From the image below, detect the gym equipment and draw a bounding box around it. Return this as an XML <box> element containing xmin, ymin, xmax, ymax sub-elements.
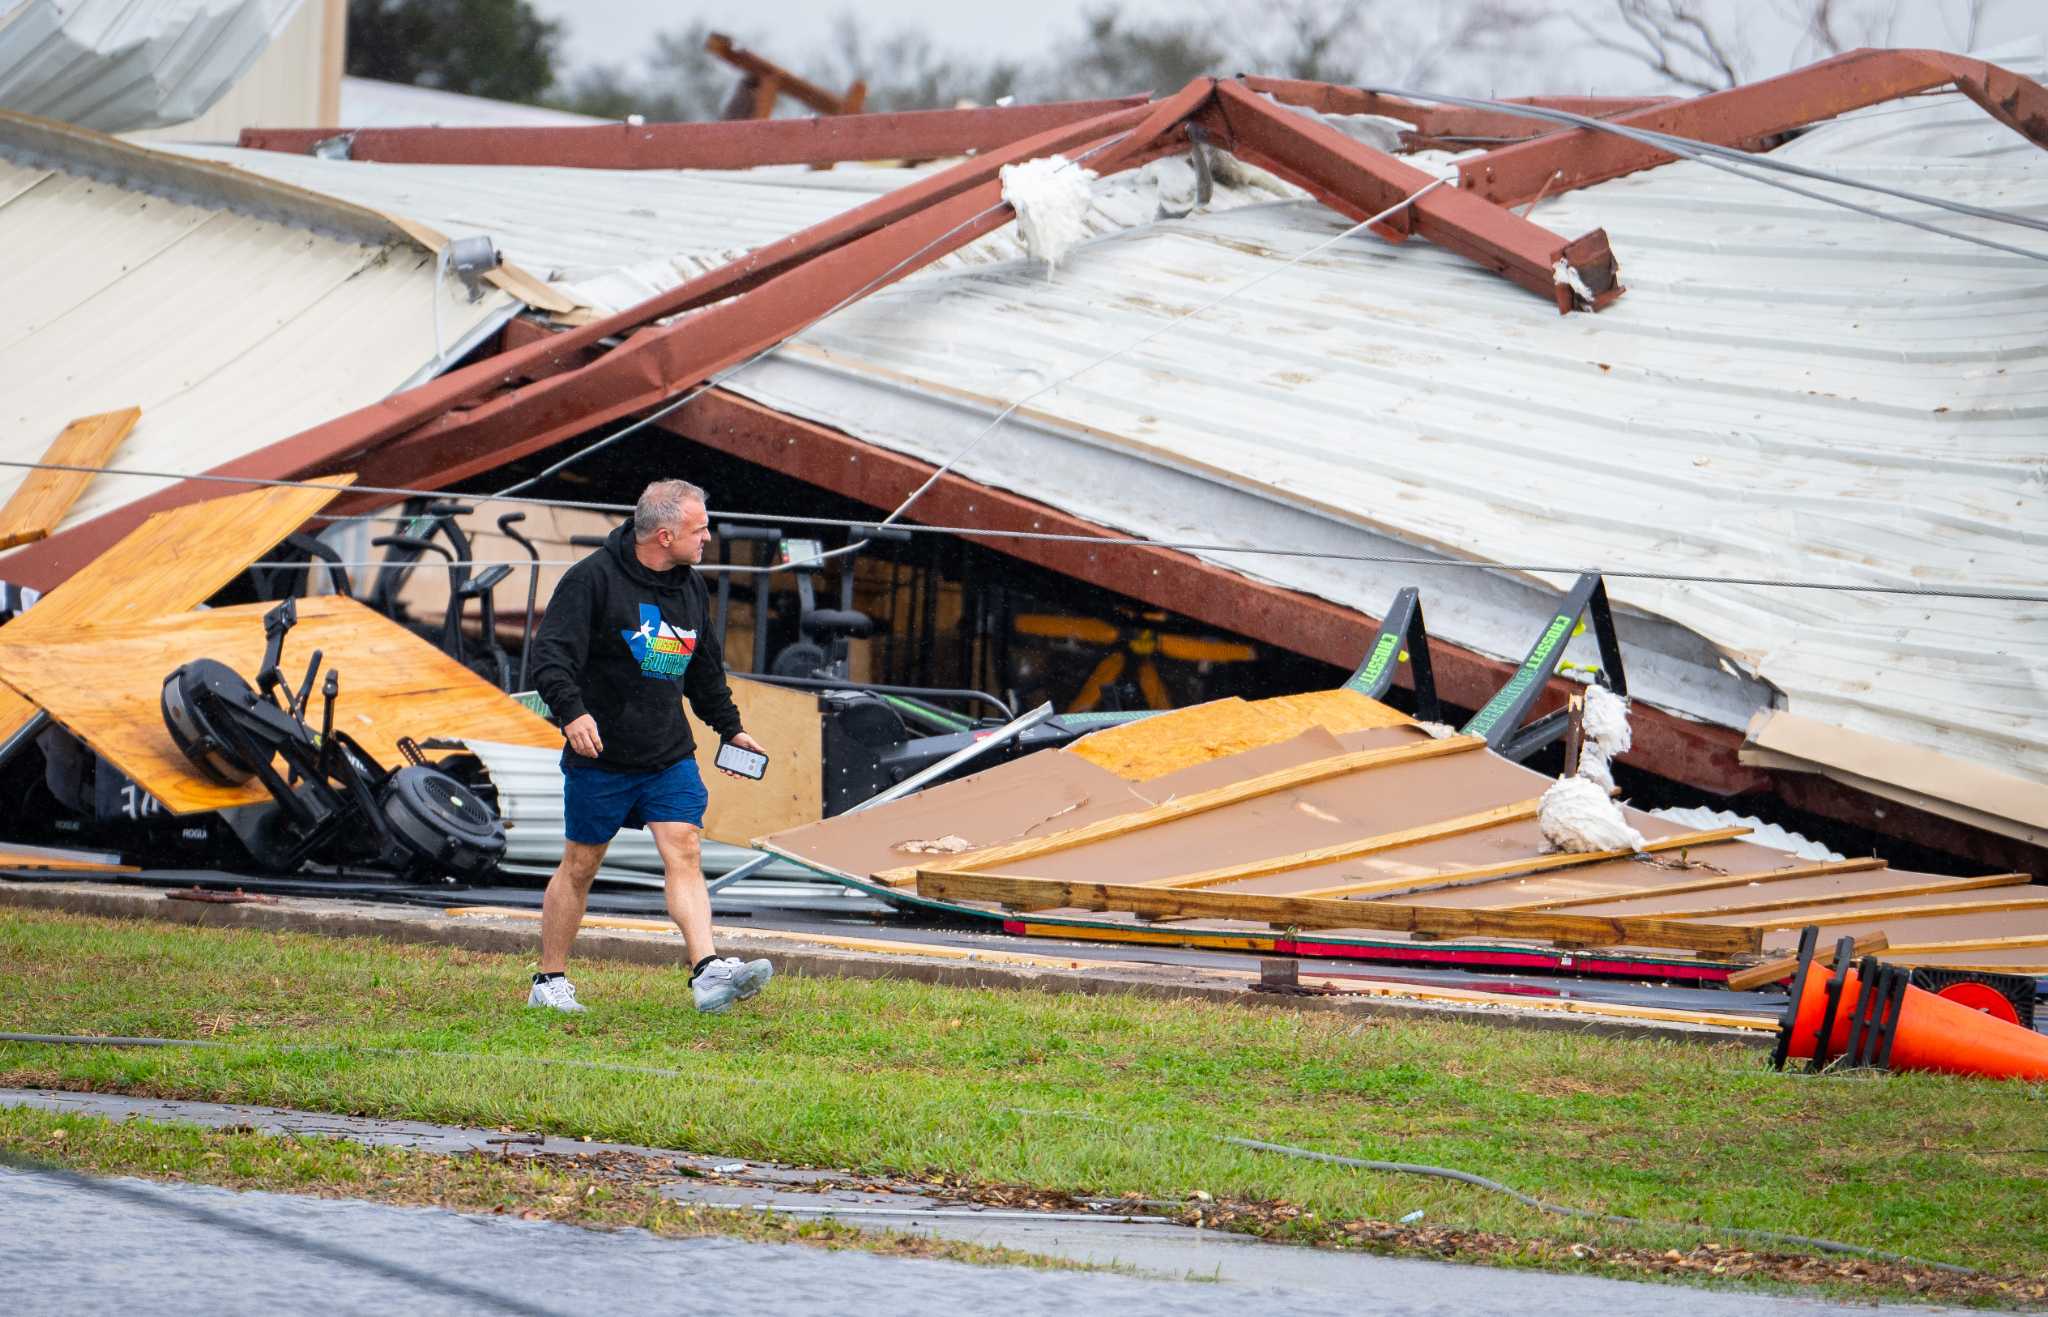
<box><xmin>159</xmin><ymin>598</ymin><xmax>505</xmax><ymax>878</ymax></box>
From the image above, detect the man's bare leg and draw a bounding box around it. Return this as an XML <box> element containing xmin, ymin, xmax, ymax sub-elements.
<box><xmin>649</xmin><ymin>821</ymin><xmax>715</xmax><ymax>966</ymax></box>
<box><xmin>539</xmin><ymin>840</ymin><xmax>610</xmax><ymax>974</ymax></box>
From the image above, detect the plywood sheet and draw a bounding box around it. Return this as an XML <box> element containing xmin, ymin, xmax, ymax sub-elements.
<box><xmin>0</xmin><ymin>408</ymin><xmax>139</xmax><ymax>550</ymax></box>
<box><xmin>1067</xmin><ymin>688</ymin><xmax>1411</xmax><ymax>781</ymax></box>
<box><xmin>0</xmin><ymin>475</ymin><xmax>355</xmax><ymax>746</ymax></box>
<box><xmin>1549</xmin><ymin>870</ymin><xmax>2026</xmax><ymax>918</ymax></box>
<box><xmin>693</xmin><ymin>677</ymin><xmax>823</xmax><ymax>845</ymax></box>
<box><xmin>1760</xmin><ymin>907</ymin><xmax>2048</xmax><ymax>953</ymax></box>
<box><xmin>0</xmin><ymin>594</ymin><xmax>559</xmax><ymax>813</ymax></box>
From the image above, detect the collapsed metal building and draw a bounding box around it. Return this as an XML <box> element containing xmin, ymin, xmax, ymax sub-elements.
<box><xmin>1</xmin><ymin>41</ymin><xmax>2045</xmax><ymax>880</ymax></box>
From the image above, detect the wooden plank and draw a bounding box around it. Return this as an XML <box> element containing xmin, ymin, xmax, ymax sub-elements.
<box><xmin>0</xmin><ymin>476</ymin><xmax>355</xmax><ymax>748</ymax></box>
<box><xmin>1574</xmin><ymin>872</ymin><xmax>2030</xmax><ymax>920</ymax></box>
<box><xmin>872</xmin><ymin>734</ymin><xmax>1485</xmax><ymax>885</ymax></box>
<box><xmin>0</xmin><ymin>594</ymin><xmax>559</xmax><ymax>813</ymax></box>
<box><xmin>0</xmin><ymin>408</ymin><xmax>140</xmax><ymax>549</ymax></box>
<box><xmin>1724</xmin><ymin>932</ymin><xmax>1889</xmax><ymax>991</ymax></box>
<box><xmin>1505</xmin><ymin>856</ymin><xmax>1886</xmax><ymax>911</ymax></box>
<box><xmin>1881</xmin><ymin>934</ymin><xmax>2048</xmax><ymax>955</ymax></box>
<box><xmin>1722</xmin><ymin>895</ymin><xmax>2048</xmax><ymax>930</ymax></box>
<box><xmin>1293</xmin><ymin>826</ymin><xmax>1750</xmax><ymax>899</ymax></box>
<box><xmin>914</xmin><ymin>868</ymin><xmax>1763</xmax><ymax>954</ymax></box>
<box><xmin>0</xmin><ymin>846</ymin><xmax>137</xmax><ymax>873</ymax></box>
<box><xmin>1141</xmin><ymin>798</ymin><xmax>1541</xmax><ymax>890</ymax></box>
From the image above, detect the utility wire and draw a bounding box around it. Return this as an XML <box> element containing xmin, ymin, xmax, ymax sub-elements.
<box><xmin>5</xmin><ymin>459</ymin><xmax>2042</xmax><ymax>603</ymax></box>
<box><xmin>1354</xmin><ymin>83</ymin><xmax>2048</xmax><ymax>264</ymax></box>
<box><xmin>1004</xmin><ymin>1106</ymin><xmax>1976</xmax><ymax>1275</ymax></box>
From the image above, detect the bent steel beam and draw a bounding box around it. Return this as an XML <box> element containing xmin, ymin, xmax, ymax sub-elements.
<box><xmin>238</xmin><ymin>95</ymin><xmax>1147</xmax><ymax>169</ymax></box>
<box><xmin>1202</xmin><ymin>80</ymin><xmax>1620</xmax><ymax>310</ymax></box>
<box><xmin>1242</xmin><ymin>79</ymin><xmax>1677</xmax><ymax>150</ymax></box>
<box><xmin>1460</xmin><ymin>47</ymin><xmax>2048</xmax><ymax>208</ymax></box>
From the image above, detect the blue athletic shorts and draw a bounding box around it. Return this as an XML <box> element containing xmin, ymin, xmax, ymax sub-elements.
<box><xmin>561</xmin><ymin>753</ymin><xmax>708</xmax><ymax>844</ymax></box>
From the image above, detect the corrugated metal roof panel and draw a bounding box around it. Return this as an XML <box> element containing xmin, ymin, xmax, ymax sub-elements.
<box><xmin>156</xmin><ymin>143</ymin><xmax>1300</xmax><ymax>313</ymax></box>
<box><xmin>718</xmin><ymin>58</ymin><xmax>2048</xmax><ymax>802</ymax></box>
<box><xmin>0</xmin><ymin>109</ymin><xmax>515</xmax><ymax>546</ymax></box>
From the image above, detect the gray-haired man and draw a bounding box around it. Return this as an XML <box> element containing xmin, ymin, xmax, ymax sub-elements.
<box><xmin>525</xmin><ymin>479</ymin><xmax>772</xmax><ymax>1014</ymax></box>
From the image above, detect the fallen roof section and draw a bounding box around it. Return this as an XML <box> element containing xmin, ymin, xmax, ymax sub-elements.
<box><xmin>0</xmin><ymin>594</ymin><xmax>560</xmax><ymax>813</ymax></box>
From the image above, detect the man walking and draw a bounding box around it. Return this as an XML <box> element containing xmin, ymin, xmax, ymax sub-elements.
<box><xmin>526</xmin><ymin>478</ymin><xmax>773</xmax><ymax>1014</ymax></box>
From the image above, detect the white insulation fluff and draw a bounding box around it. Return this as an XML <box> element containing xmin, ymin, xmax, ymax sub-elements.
<box><xmin>1000</xmin><ymin>154</ymin><xmax>1098</xmax><ymax>271</ymax></box>
<box><xmin>1581</xmin><ymin>683</ymin><xmax>1632</xmax><ymax>757</ymax></box>
<box><xmin>1538</xmin><ymin>775</ymin><xmax>1646</xmax><ymax>854</ymax></box>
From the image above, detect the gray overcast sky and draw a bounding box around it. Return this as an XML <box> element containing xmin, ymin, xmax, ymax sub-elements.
<box><xmin>526</xmin><ymin>0</ymin><xmax>2037</xmax><ymax>94</ymax></box>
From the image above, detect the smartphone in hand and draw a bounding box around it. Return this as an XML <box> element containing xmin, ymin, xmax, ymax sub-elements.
<box><xmin>714</xmin><ymin>741</ymin><xmax>769</xmax><ymax>780</ymax></box>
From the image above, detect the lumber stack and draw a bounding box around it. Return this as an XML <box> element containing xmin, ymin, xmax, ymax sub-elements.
<box><xmin>760</xmin><ymin>693</ymin><xmax>2048</xmax><ymax>973</ymax></box>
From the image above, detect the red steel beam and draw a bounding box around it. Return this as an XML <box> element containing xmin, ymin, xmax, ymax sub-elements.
<box><xmin>657</xmin><ymin>387</ymin><xmax>1763</xmax><ymax>797</ymax></box>
<box><xmin>1201</xmin><ymin>80</ymin><xmax>1620</xmax><ymax>310</ymax></box>
<box><xmin>1243</xmin><ymin>79</ymin><xmax>1677</xmax><ymax>148</ymax></box>
<box><xmin>237</xmin><ymin>95</ymin><xmax>1147</xmax><ymax>170</ymax></box>
<box><xmin>1460</xmin><ymin>47</ymin><xmax>2048</xmax><ymax>208</ymax></box>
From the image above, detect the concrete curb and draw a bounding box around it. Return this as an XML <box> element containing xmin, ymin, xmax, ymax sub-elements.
<box><xmin>0</xmin><ymin>879</ymin><xmax>1770</xmax><ymax>1048</ymax></box>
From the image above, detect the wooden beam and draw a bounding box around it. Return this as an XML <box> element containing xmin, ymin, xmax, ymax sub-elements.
<box><xmin>1139</xmin><ymin>797</ymin><xmax>1540</xmax><ymax>890</ymax></box>
<box><xmin>1724</xmin><ymin>895</ymin><xmax>2048</xmax><ymax>931</ymax></box>
<box><xmin>1584</xmin><ymin>872</ymin><xmax>2031</xmax><ymax>920</ymax></box>
<box><xmin>1883</xmin><ymin>934</ymin><xmax>2048</xmax><ymax>955</ymax></box>
<box><xmin>1724</xmin><ymin>932</ymin><xmax>1888</xmax><ymax>991</ymax></box>
<box><xmin>914</xmin><ymin>869</ymin><xmax>1763</xmax><ymax>954</ymax></box>
<box><xmin>1294</xmin><ymin>826</ymin><xmax>1750</xmax><ymax>899</ymax></box>
<box><xmin>873</xmin><ymin>734</ymin><xmax>1484</xmax><ymax>885</ymax></box>
<box><xmin>0</xmin><ymin>408</ymin><xmax>139</xmax><ymax>549</ymax></box>
<box><xmin>1506</xmin><ymin>856</ymin><xmax>1885</xmax><ymax>910</ymax></box>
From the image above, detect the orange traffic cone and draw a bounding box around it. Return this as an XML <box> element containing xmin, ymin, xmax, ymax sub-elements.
<box><xmin>1781</xmin><ymin>958</ymin><xmax>2048</xmax><ymax>1080</ymax></box>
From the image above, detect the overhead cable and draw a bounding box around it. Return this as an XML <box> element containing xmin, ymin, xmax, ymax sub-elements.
<box><xmin>4</xmin><ymin>458</ymin><xmax>2042</xmax><ymax>603</ymax></box>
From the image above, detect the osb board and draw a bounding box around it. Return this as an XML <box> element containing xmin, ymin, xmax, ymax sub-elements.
<box><xmin>0</xmin><ymin>407</ymin><xmax>139</xmax><ymax>550</ymax></box>
<box><xmin>693</xmin><ymin>677</ymin><xmax>822</xmax><ymax>845</ymax></box>
<box><xmin>755</xmin><ymin>749</ymin><xmax>1149</xmax><ymax>876</ymax></box>
<box><xmin>0</xmin><ymin>594</ymin><xmax>559</xmax><ymax>814</ymax></box>
<box><xmin>1066</xmin><ymin>688</ymin><xmax>1411</xmax><ymax>781</ymax></box>
<box><xmin>0</xmin><ymin>475</ymin><xmax>354</xmax><ymax>747</ymax></box>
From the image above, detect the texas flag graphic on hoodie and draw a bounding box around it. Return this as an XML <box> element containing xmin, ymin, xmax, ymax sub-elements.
<box><xmin>621</xmin><ymin>603</ymin><xmax>697</xmax><ymax>681</ymax></box>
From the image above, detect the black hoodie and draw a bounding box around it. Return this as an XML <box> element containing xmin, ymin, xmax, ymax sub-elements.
<box><xmin>528</xmin><ymin>523</ymin><xmax>744</xmax><ymax>772</ymax></box>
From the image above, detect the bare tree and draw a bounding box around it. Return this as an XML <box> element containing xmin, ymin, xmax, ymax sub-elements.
<box><xmin>1569</xmin><ymin>0</ymin><xmax>1746</xmax><ymax>91</ymax></box>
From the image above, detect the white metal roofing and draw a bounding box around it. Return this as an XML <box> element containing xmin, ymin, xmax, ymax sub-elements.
<box><xmin>0</xmin><ymin>109</ymin><xmax>516</xmax><ymax>547</ymax></box>
<box><xmin>155</xmin><ymin>142</ymin><xmax>1299</xmax><ymax>314</ymax></box>
<box><xmin>714</xmin><ymin>49</ymin><xmax>2048</xmax><ymax>804</ymax></box>
<box><xmin>0</xmin><ymin>0</ymin><xmax>302</xmax><ymax>132</ymax></box>
<box><xmin>337</xmin><ymin>77</ymin><xmax>607</xmax><ymax>130</ymax></box>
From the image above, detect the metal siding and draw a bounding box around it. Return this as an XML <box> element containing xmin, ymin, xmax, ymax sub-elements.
<box><xmin>0</xmin><ymin>127</ymin><xmax>515</xmax><ymax>546</ymax></box>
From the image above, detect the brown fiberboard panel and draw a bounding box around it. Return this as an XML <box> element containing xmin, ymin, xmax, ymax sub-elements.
<box><xmin>756</xmin><ymin>749</ymin><xmax>1150</xmax><ymax>884</ymax></box>
<box><xmin>0</xmin><ymin>407</ymin><xmax>140</xmax><ymax>550</ymax></box>
<box><xmin>936</xmin><ymin>737</ymin><xmax>1493</xmax><ymax>887</ymax></box>
<box><xmin>0</xmin><ymin>475</ymin><xmax>355</xmax><ymax>747</ymax></box>
<box><xmin>0</xmin><ymin>594</ymin><xmax>559</xmax><ymax>813</ymax></box>
<box><xmin>1066</xmin><ymin>688</ymin><xmax>1410</xmax><ymax>781</ymax></box>
<box><xmin>693</xmin><ymin>677</ymin><xmax>823</xmax><ymax>845</ymax></box>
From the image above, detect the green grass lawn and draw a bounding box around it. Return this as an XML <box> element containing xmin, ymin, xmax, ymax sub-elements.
<box><xmin>3</xmin><ymin>909</ymin><xmax>2045</xmax><ymax>1303</ymax></box>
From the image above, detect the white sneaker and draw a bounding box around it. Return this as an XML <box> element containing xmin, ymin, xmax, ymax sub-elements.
<box><xmin>527</xmin><ymin>976</ymin><xmax>587</xmax><ymax>1013</ymax></box>
<box><xmin>692</xmin><ymin>957</ymin><xmax>773</xmax><ymax>1014</ymax></box>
